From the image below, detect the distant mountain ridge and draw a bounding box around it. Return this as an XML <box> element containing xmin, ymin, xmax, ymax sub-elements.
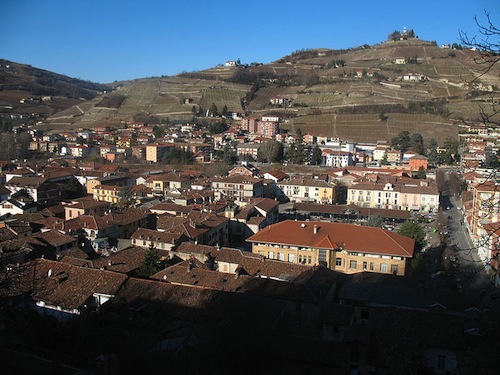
<box><xmin>0</xmin><ymin>59</ymin><xmax>111</xmax><ymax>120</ymax></box>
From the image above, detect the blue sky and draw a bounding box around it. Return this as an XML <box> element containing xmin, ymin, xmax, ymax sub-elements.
<box><xmin>1</xmin><ymin>0</ymin><xmax>498</xmax><ymax>83</ymax></box>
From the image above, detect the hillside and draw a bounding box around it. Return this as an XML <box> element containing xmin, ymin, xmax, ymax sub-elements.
<box><xmin>37</xmin><ymin>37</ymin><xmax>500</xmax><ymax>144</ymax></box>
<box><xmin>0</xmin><ymin>59</ymin><xmax>111</xmax><ymax>122</ymax></box>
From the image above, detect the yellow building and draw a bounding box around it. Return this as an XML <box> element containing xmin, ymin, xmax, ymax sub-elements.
<box><xmin>146</xmin><ymin>144</ymin><xmax>175</xmax><ymax>163</ymax></box>
<box><xmin>247</xmin><ymin>220</ymin><xmax>415</xmax><ymax>276</ymax></box>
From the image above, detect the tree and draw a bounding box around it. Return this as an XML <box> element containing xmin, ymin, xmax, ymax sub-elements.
<box><xmin>207</xmin><ymin>121</ymin><xmax>228</xmax><ymax>135</ymax></box>
<box><xmin>222</xmin><ymin>104</ymin><xmax>228</xmax><ymax>117</ymax></box>
<box><xmin>410</xmin><ymin>133</ymin><xmax>424</xmax><ymax>155</ymax></box>
<box><xmin>222</xmin><ymin>144</ymin><xmax>237</xmax><ymax>164</ymax></box>
<box><xmin>388</xmin><ymin>30</ymin><xmax>401</xmax><ymax>41</ymax></box>
<box><xmin>63</xmin><ymin>177</ymin><xmax>86</xmax><ymax>199</ymax></box>
<box><xmin>11</xmin><ymin>188</ymin><xmax>31</xmax><ymax>201</ymax></box>
<box><xmin>380</xmin><ymin>152</ymin><xmax>390</xmax><ymax>165</ymax></box>
<box><xmin>416</xmin><ymin>166</ymin><xmax>427</xmax><ymax>179</ymax></box>
<box><xmin>391</xmin><ymin>131</ymin><xmax>411</xmax><ymax>152</ymax></box>
<box><xmin>257</xmin><ymin>140</ymin><xmax>284</xmax><ymax>163</ymax></box>
<box><xmin>311</xmin><ymin>145</ymin><xmax>323</xmax><ymax>165</ymax></box>
<box><xmin>286</xmin><ymin>142</ymin><xmax>304</xmax><ymax>165</ymax></box>
<box><xmin>459</xmin><ymin>11</ymin><xmax>500</xmax><ymax>128</ymax></box>
<box><xmin>209</xmin><ymin>103</ymin><xmax>218</xmax><ymax>117</ymax></box>
<box><xmin>484</xmin><ymin>152</ymin><xmax>500</xmax><ymax>168</ymax></box>
<box><xmin>118</xmin><ymin>185</ymin><xmax>135</xmax><ymax>209</ymax></box>
<box><xmin>153</xmin><ymin>125</ymin><xmax>164</xmax><ymax>139</ymax></box>
<box><xmin>366</xmin><ymin>215</ymin><xmax>384</xmax><ymax>228</ymax></box>
<box><xmin>162</xmin><ymin>147</ymin><xmax>193</xmax><ymax>165</ymax></box>
<box><xmin>427</xmin><ymin>138</ymin><xmax>439</xmax><ymax>166</ymax></box>
<box><xmin>398</xmin><ymin>220</ymin><xmax>427</xmax><ymax>251</ymax></box>
<box><xmin>441</xmin><ymin>137</ymin><xmax>459</xmax><ymax>165</ymax></box>
<box><xmin>139</xmin><ymin>243</ymin><xmax>161</xmax><ymax>277</ymax></box>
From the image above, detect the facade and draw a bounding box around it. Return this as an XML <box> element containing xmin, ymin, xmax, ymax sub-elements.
<box><xmin>323</xmin><ymin>149</ymin><xmax>355</xmax><ymax>168</ymax></box>
<box><xmin>347</xmin><ymin>179</ymin><xmax>439</xmax><ymax>212</ymax></box>
<box><xmin>277</xmin><ymin>178</ymin><xmax>335</xmax><ymax>204</ymax></box>
<box><xmin>63</xmin><ymin>198</ymin><xmax>110</xmax><ymax>220</ymax></box>
<box><xmin>409</xmin><ymin>155</ymin><xmax>429</xmax><ymax>170</ymax></box>
<box><xmin>470</xmin><ymin>181</ymin><xmax>500</xmax><ymax>238</ymax></box>
<box><xmin>211</xmin><ymin>175</ymin><xmax>264</xmax><ymax>200</ymax></box>
<box><xmin>146</xmin><ymin>144</ymin><xmax>175</xmax><ymax>163</ymax></box>
<box><xmin>236</xmin><ymin>143</ymin><xmax>260</xmax><ymax>160</ymax></box>
<box><xmin>240</xmin><ymin>118</ymin><xmax>259</xmax><ymax>133</ymax></box>
<box><xmin>5</xmin><ymin>177</ymin><xmax>60</xmax><ymax>204</ymax></box>
<box><xmin>145</xmin><ymin>173</ymin><xmax>192</xmax><ymax>195</ymax></box>
<box><xmin>247</xmin><ymin>220</ymin><xmax>415</xmax><ymax>276</ymax></box>
<box><xmin>130</xmin><ymin>228</ymin><xmax>186</xmax><ymax>251</ymax></box>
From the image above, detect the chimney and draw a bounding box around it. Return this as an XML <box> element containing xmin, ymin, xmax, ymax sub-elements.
<box><xmin>313</xmin><ymin>224</ymin><xmax>318</xmax><ymax>234</ymax></box>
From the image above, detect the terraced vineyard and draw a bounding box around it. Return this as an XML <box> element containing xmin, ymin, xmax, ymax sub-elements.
<box><xmin>287</xmin><ymin>112</ymin><xmax>457</xmax><ymax>144</ymax></box>
<box><xmin>36</xmin><ymin>36</ymin><xmax>499</xmax><ymax>140</ymax></box>
<box><xmin>200</xmin><ymin>84</ymin><xmax>249</xmax><ymax>113</ymax></box>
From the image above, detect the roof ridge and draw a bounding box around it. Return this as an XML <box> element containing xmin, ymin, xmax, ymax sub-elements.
<box><xmin>380</xmin><ymin>228</ymin><xmax>414</xmax><ymax>257</ymax></box>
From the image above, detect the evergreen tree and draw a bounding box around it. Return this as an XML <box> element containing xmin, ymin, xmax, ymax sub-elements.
<box><xmin>209</xmin><ymin>103</ymin><xmax>218</xmax><ymax>117</ymax></box>
<box><xmin>366</xmin><ymin>215</ymin><xmax>384</xmax><ymax>228</ymax></box>
<box><xmin>380</xmin><ymin>152</ymin><xmax>390</xmax><ymax>165</ymax></box>
<box><xmin>410</xmin><ymin>133</ymin><xmax>424</xmax><ymax>155</ymax></box>
<box><xmin>416</xmin><ymin>166</ymin><xmax>427</xmax><ymax>179</ymax></box>
<box><xmin>139</xmin><ymin>243</ymin><xmax>161</xmax><ymax>277</ymax></box>
<box><xmin>391</xmin><ymin>131</ymin><xmax>411</xmax><ymax>152</ymax></box>
<box><xmin>153</xmin><ymin>125</ymin><xmax>165</xmax><ymax>139</ymax></box>
<box><xmin>398</xmin><ymin>220</ymin><xmax>427</xmax><ymax>250</ymax></box>
<box><xmin>311</xmin><ymin>145</ymin><xmax>323</xmax><ymax>165</ymax></box>
<box><xmin>427</xmin><ymin>138</ymin><xmax>439</xmax><ymax>166</ymax></box>
<box><xmin>222</xmin><ymin>144</ymin><xmax>237</xmax><ymax>164</ymax></box>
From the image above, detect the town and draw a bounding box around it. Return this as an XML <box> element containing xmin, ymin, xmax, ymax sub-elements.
<box><xmin>0</xmin><ymin>109</ymin><xmax>499</xmax><ymax>374</ymax></box>
<box><xmin>1</xmin><ymin>20</ymin><xmax>500</xmax><ymax>373</ymax></box>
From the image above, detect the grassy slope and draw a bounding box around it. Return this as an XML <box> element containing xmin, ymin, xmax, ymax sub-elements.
<box><xmin>38</xmin><ymin>38</ymin><xmax>500</xmax><ymax>142</ymax></box>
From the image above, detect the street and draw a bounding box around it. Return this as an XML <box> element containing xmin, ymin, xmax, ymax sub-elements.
<box><xmin>440</xmin><ymin>170</ymin><xmax>500</xmax><ymax>308</ymax></box>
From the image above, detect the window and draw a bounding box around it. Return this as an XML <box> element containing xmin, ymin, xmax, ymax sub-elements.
<box><xmin>391</xmin><ymin>264</ymin><xmax>399</xmax><ymax>274</ymax></box>
<box><xmin>369</xmin><ymin>262</ymin><xmax>374</xmax><ymax>271</ymax></box>
<box><xmin>288</xmin><ymin>254</ymin><xmax>295</xmax><ymax>263</ymax></box>
<box><xmin>307</xmin><ymin>256</ymin><xmax>312</xmax><ymax>264</ymax></box>
<box><xmin>360</xmin><ymin>308</ymin><xmax>370</xmax><ymax>320</ymax></box>
<box><xmin>335</xmin><ymin>258</ymin><xmax>342</xmax><ymax>266</ymax></box>
<box><xmin>437</xmin><ymin>355</ymin><xmax>445</xmax><ymax>370</ymax></box>
<box><xmin>380</xmin><ymin>263</ymin><xmax>388</xmax><ymax>273</ymax></box>
<box><xmin>363</xmin><ymin>262</ymin><xmax>367</xmax><ymax>270</ymax></box>
<box><xmin>349</xmin><ymin>260</ymin><xmax>357</xmax><ymax>269</ymax></box>
<box><xmin>268</xmin><ymin>251</ymin><xmax>275</xmax><ymax>259</ymax></box>
<box><xmin>278</xmin><ymin>252</ymin><xmax>285</xmax><ymax>261</ymax></box>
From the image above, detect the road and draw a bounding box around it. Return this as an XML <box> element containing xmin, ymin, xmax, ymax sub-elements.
<box><xmin>441</xmin><ymin>170</ymin><xmax>495</xmax><ymax>300</ymax></box>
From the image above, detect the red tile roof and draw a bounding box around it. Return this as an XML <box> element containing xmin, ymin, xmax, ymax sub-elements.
<box><xmin>247</xmin><ymin>220</ymin><xmax>415</xmax><ymax>257</ymax></box>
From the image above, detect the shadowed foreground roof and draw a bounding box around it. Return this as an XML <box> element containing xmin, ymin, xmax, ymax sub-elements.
<box><xmin>0</xmin><ymin>259</ymin><xmax>127</xmax><ymax>310</ymax></box>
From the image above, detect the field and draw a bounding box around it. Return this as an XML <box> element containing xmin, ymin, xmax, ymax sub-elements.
<box><xmin>200</xmin><ymin>84</ymin><xmax>248</xmax><ymax>113</ymax></box>
<box><xmin>286</xmin><ymin>112</ymin><xmax>457</xmax><ymax>145</ymax></box>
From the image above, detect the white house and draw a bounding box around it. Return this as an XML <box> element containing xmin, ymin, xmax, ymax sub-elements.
<box><xmin>0</xmin><ymin>199</ymin><xmax>38</xmax><ymax>218</ymax></box>
<box><xmin>323</xmin><ymin>149</ymin><xmax>355</xmax><ymax>168</ymax></box>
